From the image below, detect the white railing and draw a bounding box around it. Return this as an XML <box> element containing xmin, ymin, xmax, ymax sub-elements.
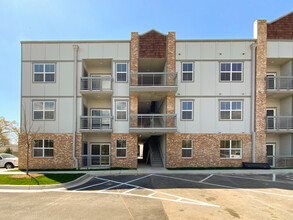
<box><xmin>80</xmin><ymin>116</ymin><xmax>112</xmax><ymax>130</ymax></box>
<box><xmin>80</xmin><ymin>77</ymin><xmax>112</xmax><ymax>92</ymax></box>
<box><xmin>130</xmin><ymin>114</ymin><xmax>177</xmax><ymax>129</ymax></box>
<box><xmin>266</xmin><ymin>116</ymin><xmax>293</xmax><ymax>130</ymax></box>
<box><xmin>130</xmin><ymin>72</ymin><xmax>178</xmax><ymax>86</ymax></box>
<box><xmin>266</xmin><ymin>76</ymin><xmax>293</xmax><ymax>90</ymax></box>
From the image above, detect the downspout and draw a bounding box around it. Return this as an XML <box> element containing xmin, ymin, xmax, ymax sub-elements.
<box><xmin>73</xmin><ymin>45</ymin><xmax>79</xmax><ymax>169</ymax></box>
<box><xmin>251</xmin><ymin>43</ymin><xmax>257</xmax><ymax>163</ymax></box>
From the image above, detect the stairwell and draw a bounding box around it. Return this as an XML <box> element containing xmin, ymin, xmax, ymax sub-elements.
<box><xmin>150</xmin><ymin>145</ymin><xmax>163</xmax><ymax>167</ymax></box>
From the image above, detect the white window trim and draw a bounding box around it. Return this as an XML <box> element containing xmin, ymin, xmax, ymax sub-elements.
<box><xmin>116</xmin><ymin>63</ymin><xmax>128</xmax><ymax>82</ymax></box>
<box><xmin>33</xmin><ymin>63</ymin><xmax>56</xmax><ymax>83</ymax></box>
<box><xmin>220</xmin><ymin>62</ymin><xmax>243</xmax><ymax>82</ymax></box>
<box><xmin>33</xmin><ymin>101</ymin><xmax>56</xmax><ymax>121</ymax></box>
<box><xmin>182</xmin><ymin>62</ymin><xmax>193</xmax><ymax>82</ymax></box>
<box><xmin>116</xmin><ymin>140</ymin><xmax>127</xmax><ymax>158</ymax></box>
<box><xmin>181</xmin><ymin>100</ymin><xmax>194</xmax><ymax>121</ymax></box>
<box><xmin>219</xmin><ymin>100</ymin><xmax>243</xmax><ymax>121</ymax></box>
<box><xmin>115</xmin><ymin>100</ymin><xmax>128</xmax><ymax>121</ymax></box>
<box><xmin>220</xmin><ymin>140</ymin><xmax>242</xmax><ymax>159</ymax></box>
<box><xmin>33</xmin><ymin>140</ymin><xmax>54</xmax><ymax>158</ymax></box>
<box><xmin>182</xmin><ymin>140</ymin><xmax>193</xmax><ymax>158</ymax></box>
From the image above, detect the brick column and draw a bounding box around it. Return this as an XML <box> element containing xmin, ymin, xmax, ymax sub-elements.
<box><xmin>167</xmin><ymin>32</ymin><xmax>176</xmax><ymax>85</ymax></box>
<box><xmin>130</xmin><ymin>95</ymin><xmax>138</xmax><ymax>128</ymax></box>
<box><xmin>166</xmin><ymin>95</ymin><xmax>175</xmax><ymax>127</ymax></box>
<box><xmin>130</xmin><ymin>32</ymin><xmax>139</xmax><ymax>86</ymax></box>
<box><xmin>255</xmin><ymin>20</ymin><xmax>267</xmax><ymax>162</ymax></box>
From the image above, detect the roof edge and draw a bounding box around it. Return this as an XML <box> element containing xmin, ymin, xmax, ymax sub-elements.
<box><xmin>267</xmin><ymin>11</ymin><xmax>293</xmax><ymax>24</ymax></box>
<box><xmin>21</xmin><ymin>40</ymin><xmax>130</xmax><ymax>44</ymax></box>
<box><xmin>176</xmin><ymin>39</ymin><xmax>256</xmax><ymax>42</ymax></box>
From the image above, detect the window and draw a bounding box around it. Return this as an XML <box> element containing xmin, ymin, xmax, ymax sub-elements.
<box><xmin>116</xmin><ymin>140</ymin><xmax>126</xmax><ymax>158</ymax></box>
<box><xmin>220</xmin><ymin>140</ymin><xmax>242</xmax><ymax>159</ymax></box>
<box><xmin>33</xmin><ymin>140</ymin><xmax>54</xmax><ymax>157</ymax></box>
<box><xmin>181</xmin><ymin>101</ymin><xmax>193</xmax><ymax>120</ymax></box>
<box><xmin>182</xmin><ymin>63</ymin><xmax>193</xmax><ymax>81</ymax></box>
<box><xmin>182</xmin><ymin>140</ymin><xmax>193</xmax><ymax>158</ymax></box>
<box><xmin>33</xmin><ymin>101</ymin><xmax>55</xmax><ymax>120</ymax></box>
<box><xmin>116</xmin><ymin>63</ymin><xmax>127</xmax><ymax>82</ymax></box>
<box><xmin>116</xmin><ymin>101</ymin><xmax>127</xmax><ymax>120</ymax></box>
<box><xmin>33</xmin><ymin>64</ymin><xmax>55</xmax><ymax>82</ymax></box>
<box><xmin>220</xmin><ymin>101</ymin><xmax>242</xmax><ymax>120</ymax></box>
<box><xmin>220</xmin><ymin>62</ymin><xmax>242</xmax><ymax>81</ymax></box>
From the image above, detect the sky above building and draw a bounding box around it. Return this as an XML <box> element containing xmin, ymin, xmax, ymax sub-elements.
<box><xmin>0</xmin><ymin>0</ymin><xmax>292</xmax><ymax>126</ymax></box>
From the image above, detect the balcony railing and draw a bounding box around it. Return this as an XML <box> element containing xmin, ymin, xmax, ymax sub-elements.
<box><xmin>130</xmin><ymin>72</ymin><xmax>178</xmax><ymax>87</ymax></box>
<box><xmin>266</xmin><ymin>155</ymin><xmax>293</xmax><ymax>168</ymax></box>
<box><xmin>266</xmin><ymin>76</ymin><xmax>293</xmax><ymax>90</ymax></box>
<box><xmin>266</xmin><ymin>116</ymin><xmax>293</xmax><ymax>132</ymax></box>
<box><xmin>129</xmin><ymin>114</ymin><xmax>177</xmax><ymax>132</ymax></box>
<box><xmin>80</xmin><ymin>77</ymin><xmax>112</xmax><ymax>92</ymax></box>
<box><xmin>80</xmin><ymin>116</ymin><xmax>112</xmax><ymax>132</ymax></box>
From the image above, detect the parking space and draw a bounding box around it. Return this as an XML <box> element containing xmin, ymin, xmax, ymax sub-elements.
<box><xmin>0</xmin><ymin>173</ymin><xmax>293</xmax><ymax>219</ymax></box>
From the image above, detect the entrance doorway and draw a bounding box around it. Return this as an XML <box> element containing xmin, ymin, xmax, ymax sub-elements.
<box><xmin>266</xmin><ymin>143</ymin><xmax>276</xmax><ymax>167</ymax></box>
<box><xmin>266</xmin><ymin>108</ymin><xmax>276</xmax><ymax>129</ymax></box>
<box><xmin>90</xmin><ymin>143</ymin><xmax>110</xmax><ymax>166</ymax></box>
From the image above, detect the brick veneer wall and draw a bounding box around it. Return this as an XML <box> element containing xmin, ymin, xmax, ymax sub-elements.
<box><xmin>255</xmin><ymin>20</ymin><xmax>267</xmax><ymax>163</ymax></box>
<box><xmin>111</xmin><ymin>133</ymin><xmax>137</xmax><ymax>168</ymax></box>
<box><xmin>166</xmin><ymin>133</ymin><xmax>252</xmax><ymax>168</ymax></box>
<box><xmin>267</xmin><ymin>12</ymin><xmax>293</xmax><ymax>39</ymax></box>
<box><xmin>18</xmin><ymin>133</ymin><xmax>82</xmax><ymax>170</ymax></box>
<box><xmin>139</xmin><ymin>30</ymin><xmax>167</xmax><ymax>58</ymax></box>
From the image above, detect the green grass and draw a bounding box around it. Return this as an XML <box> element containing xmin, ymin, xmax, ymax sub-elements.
<box><xmin>18</xmin><ymin>167</ymin><xmax>133</xmax><ymax>171</ymax></box>
<box><xmin>0</xmin><ymin>174</ymin><xmax>84</xmax><ymax>185</ymax></box>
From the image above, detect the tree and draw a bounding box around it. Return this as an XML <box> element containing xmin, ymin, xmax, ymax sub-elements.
<box><xmin>0</xmin><ymin>116</ymin><xmax>19</xmax><ymax>147</ymax></box>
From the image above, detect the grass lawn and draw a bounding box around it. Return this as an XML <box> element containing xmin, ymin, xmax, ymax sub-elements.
<box><xmin>0</xmin><ymin>174</ymin><xmax>84</xmax><ymax>185</ymax></box>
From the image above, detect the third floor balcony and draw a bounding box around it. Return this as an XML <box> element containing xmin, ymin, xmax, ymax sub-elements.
<box><xmin>266</xmin><ymin>76</ymin><xmax>293</xmax><ymax>98</ymax></box>
<box><xmin>129</xmin><ymin>72</ymin><xmax>178</xmax><ymax>95</ymax></box>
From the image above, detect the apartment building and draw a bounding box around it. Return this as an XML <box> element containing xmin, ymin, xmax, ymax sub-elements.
<box><xmin>19</xmin><ymin>12</ymin><xmax>293</xmax><ymax>169</ymax></box>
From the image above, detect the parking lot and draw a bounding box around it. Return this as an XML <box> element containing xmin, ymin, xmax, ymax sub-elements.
<box><xmin>0</xmin><ymin>173</ymin><xmax>293</xmax><ymax>219</ymax></box>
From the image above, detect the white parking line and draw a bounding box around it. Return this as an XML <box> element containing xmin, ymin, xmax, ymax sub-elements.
<box><xmin>153</xmin><ymin>174</ymin><xmax>293</xmax><ymax>199</ymax></box>
<box><xmin>199</xmin><ymin>174</ymin><xmax>213</xmax><ymax>182</ymax></box>
<box><xmin>73</xmin><ymin>180</ymin><xmax>110</xmax><ymax>191</ymax></box>
<box><xmin>122</xmin><ymin>187</ymin><xmax>139</xmax><ymax>194</ymax></box>
<box><xmin>214</xmin><ymin>174</ymin><xmax>293</xmax><ymax>184</ymax></box>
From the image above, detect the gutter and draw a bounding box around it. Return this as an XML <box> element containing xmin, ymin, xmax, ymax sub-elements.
<box><xmin>73</xmin><ymin>45</ymin><xmax>79</xmax><ymax>169</ymax></box>
<box><xmin>251</xmin><ymin>43</ymin><xmax>257</xmax><ymax>163</ymax></box>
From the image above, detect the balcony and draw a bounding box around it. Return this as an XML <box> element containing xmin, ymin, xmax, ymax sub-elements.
<box><xmin>129</xmin><ymin>72</ymin><xmax>178</xmax><ymax>95</ymax></box>
<box><xmin>266</xmin><ymin>116</ymin><xmax>293</xmax><ymax>133</ymax></box>
<box><xmin>129</xmin><ymin>114</ymin><xmax>177</xmax><ymax>133</ymax></box>
<box><xmin>80</xmin><ymin>77</ymin><xmax>113</xmax><ymax>97</ymax></box>
<box><xmin>80</xmin><ymin>116</ymin><xmax>112</xmax><ymax>133</ymax></box>
<box><xmin>266</xmin><ymin>76</ymin><xmax>293</xmax><ymax>98</ymax></box>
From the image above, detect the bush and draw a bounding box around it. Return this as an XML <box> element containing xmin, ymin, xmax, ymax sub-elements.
<box><xmin>4</xmin><ymin>147</ymin><xmax>13</xmax><ymax>154</ymax></box>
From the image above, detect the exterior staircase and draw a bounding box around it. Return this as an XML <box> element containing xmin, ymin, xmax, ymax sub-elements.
<box><xmin>150</xmin><ymin>146</ymin><xmax>163</xmax><ymax>167</ymax></box>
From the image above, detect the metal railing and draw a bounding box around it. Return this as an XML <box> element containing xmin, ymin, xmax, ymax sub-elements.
<box><xmin>266</xmin><ymin>155</ymin><xmax>293</xmax><ymax>168</ymax></box>
<box><xmin>266</xmin><ymin>116</ymin><xmax>293</xmax><ymax>130</ymax></box>
<box><xmin>266</xmin><ymin>76</ymin><xmax>293</xmax><ymax>90</ymax></box>
<box><xmin>130</xmin><ymin>114</ymin><xmax>177</xmax><ymax>129</ymax></box>
<box><xmin>130</xmin><ymin>72</ymin><xmax>178</xmax><ymax>86</ymax></box>
<box><xmin>80</xmin><ymin>155</ymin><xmax>110</xmax><ymax>168</ymax></box>
<box><xmin>80</xmin><ymin>77</ymin><xmax>112</xmax><ymax>92</ymax></box>
<box><xmin>80</xmin><ymin>116</ymin><xmax>112</xmax><ymax>130</ymax></box>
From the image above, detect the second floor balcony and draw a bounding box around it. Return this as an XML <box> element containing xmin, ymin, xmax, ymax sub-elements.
<box><xmin>266</xmin><ymin>76</ymin><xmax>293</xmax><ymax>98</ymax></box>
<box><xmin>266</xmin><ymin>116</ymin><xmax>293</xmax><ymax>133</ymax></box>
<box><xmin>80</xmin><ymin>116</ymin><xmax>112</xmax><ymax>133</ymax></box>
<box><xmin>80</xmin><ymin>77</ymin><xmax>113</xmax><ymax>96</ymax></box>
<box><xmin>130</xmin><ymin>72</ymin><xmax>178</xmax><ymax>94</ymax></box>
<box><xmin>129</xmin><ymin>114</ymin><xmax>177</xmax><ymax>133</ymax></box>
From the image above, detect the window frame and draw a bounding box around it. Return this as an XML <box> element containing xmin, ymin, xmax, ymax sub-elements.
<box><xmin>220</xmin><ymin>140</ymin><xmax>242</xmax><ymax>159</ymax></box>
<box><xmin>32</xmin><ymin>139</ymin><xmax>54</xmax><ymax>158</ymax></box>
<box><xmin>181</xmin><ymin>62</ymin><xmax>194</xmax><ymax>82</ymax></box>
<box><xmin>115</xmin><ymin>100</ymin><xmax>128</xmax><ymax>121</ymax></box>
<box><xmin>33</xmin><ymin>63</ymin><xmax>56</xmax><ymax>83</ymax></box>
<box><xmin>32</xmin><ymin>100</ymin><xmax>56</xmax><ymax>121</ymax></box>
<box><xmin>182</xmin><ymin>140</ymin><xmax>193</xmax><ymax>158</ymax></box>
<box><xmin>220</xmin><ymin>62</ymin><xmax>243</xmax><ymax>82</ymax></box>
<box><xmin>219</xmin><ymin>100</ymin><xmax>243</xmax><ymax>121</ymax></box>
<box><xmin>116</xmin><ymin>63</ymin><xmax>128</xmax><ymax>83</ymax></box>
<box><xmin>116</xmin><ymin>139</ymin><xmax>127</xmax><ymax>158</ymax></box>
<box><xmin>181</xmin><ymin>100</ymin><xmax>194</xmax><ymax>121</ymax></box>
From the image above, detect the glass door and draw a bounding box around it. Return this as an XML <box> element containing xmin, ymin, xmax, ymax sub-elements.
<box><xmin>266</xmin><ymin>73</ymin><xmax>276</xmax><ymax>89</ymax></box>
<box><xmin>90</xmin><ymin>143</ymin><xmax>110</xmax><ymax>166</ymax></box>
<box><xmin>91</xmin><ymin>109</ymin><xmax>111</xmax><ymax>129</ymax></box>
<box><xmin>266</xmin><ymin>144</ymin><xmax>276</xmax><ymax>167</ymax></box>
<box><xmin>266</xmin><ymin>108</ymin><xmax>276</xmax><ymax>129</ymax></box>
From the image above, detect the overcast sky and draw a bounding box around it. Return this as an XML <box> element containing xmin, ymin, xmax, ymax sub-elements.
<box><xmin>0</xmin><ymin>0</ymin><xmax>292</xmax><ymax>125</ymax></box>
